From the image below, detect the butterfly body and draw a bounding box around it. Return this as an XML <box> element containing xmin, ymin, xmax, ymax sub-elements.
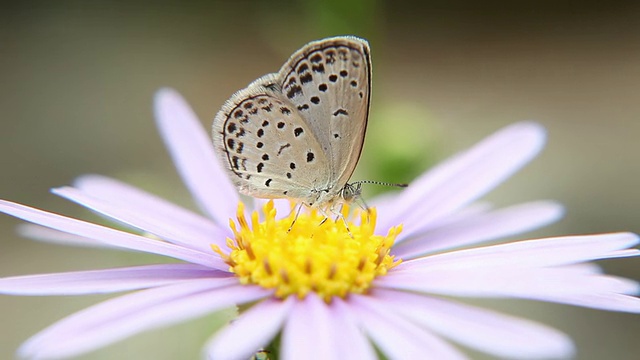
<box><xmin>213</xmin><ymin>36</ymin><xmax>371</xmax><ymax>209</ymax></box>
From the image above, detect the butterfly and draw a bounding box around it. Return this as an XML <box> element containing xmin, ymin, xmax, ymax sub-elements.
<box><xmin>213</xmin><ymin>36</ymin><xmax>389</xmax><ymax>210</ymax></box>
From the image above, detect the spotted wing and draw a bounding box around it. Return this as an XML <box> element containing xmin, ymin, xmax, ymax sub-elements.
<box><xmin>277</xmin><ymin>36</ymin><xmax>371</xmax><ymax>191</ymax></box>
<box><xmin>212</xmin><ymin>75</ymin><xmax>330</xmax><ymax>203</ymax></box>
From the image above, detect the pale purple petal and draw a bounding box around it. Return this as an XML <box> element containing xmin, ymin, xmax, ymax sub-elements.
<box><xmin>206</xmin><ymin>297</ymin><xmax>293</xmax><ymax>360</ymax></box>
<box><xmin>0</xmin><ymin>264</ymin><xmax>228</xmax><ymax>295</ymax></box>
<box><xmin>367</xmin><ymin>190</ymin><xmax>401</xmax><ymax>208</ymax></box>
<box><xmin>331</xmin><ymin>298</ymin><xmax>378</xmax><ymax>360</ymax></box>
<box><xmin>154</xmin><ymin>88</ymin><xmax>238</xmax><ymax>225</ymax></box>
<box><xmin>74</xmin><ymin>174</ymin><xmax>227</xmax><ymax>240</ymax></box>
<box><xmin>282</xmin><ymin>294</ymin><xmax>335</xmax><ymax>360</ymax></box>
<box><xmin>52</xmin><ymin>186</ymin><xmax>226</xmax><ymax>251</ymax></box>
<box><xmin>399</xmin><ymin>233</ymin><xmax>640</xmax><ymax>272</ymax></box>
<box><xmin>409</xmin><ymin>201</ymin><xmax>494</xmax><ymax>230</ymax></box>
<box><xmin>19</xmin><ymin>281</ymin><xmax>269</xmax><ymax>360</ymax></box>
<box><xmin>606</xmin><ymin>249</ymin><xmax>640</xmax><ymax>259</ymax></box>
<box><xmin>384</xmin><ymin>263</ymin><xmax>631</xmax><ymax>295</ymax></box>
<box><xmin>537</xmin><ymin>292</ymin><xmax>640</xmax><ymax>313</ymax></box>
<box><xmin>348</xmin><ymin>294</ymin><xmax>468</xmax><ymax>360</ymax></box>
<box><xmin>377</xmin><ymin>122</ymin><xmax>546</xmax><ymax>231</ymax></box>
<box><xmin>372</xmin><ymin>288</ymin><xmax>574</xmax><ymax>359</ymax></box>
<box><xmin>0</xmin><ymin>200</ymin><xmax>223</xmax><ymax>269</ymax></box>
<box><xmin>17</xmin><ymin>224</ymin><xmax>114</xmax><ymax>248</ymax></box>
<box><xmin>380</xmin><ymin>266</ymin><xmax>640</xmax><ymax>312</ymax></box>
<box><xmin>394</xmin><ymin>201</ymin><xmax>564</xmax><ymax>258</ymax></box>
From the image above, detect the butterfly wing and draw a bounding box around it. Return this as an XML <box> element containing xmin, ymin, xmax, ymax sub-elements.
<box><xmin>212</xmin><ymin>75</ymin><xmax>331</xmax><ymax>203</ymax></box>
<box><xmin>277</xmin><ymin>36</ymin><xmax>372</xmax><ymax>192</ymax></box>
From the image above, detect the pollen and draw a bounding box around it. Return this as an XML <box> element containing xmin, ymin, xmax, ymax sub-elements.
<box><xmin>212</xmin><ymin>201</ymin><xmax>402</xmax><ymax>302</ymax></box>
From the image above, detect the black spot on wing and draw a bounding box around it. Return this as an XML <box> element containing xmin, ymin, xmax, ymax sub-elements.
<box><xmin>300</xmin><ymin>73</ymin><xmax>313</xmax><ymax>84</ymax></box>
<box><xmin>277</xmin><ymin>143</ymin><xmax>291</xmax><ymax>156</ymax></box>
<box><xmin>297</xmin><ymin>63</ymin><xmax>309</xmax><ymax>74</ymax></box>
<box><xmin>286</xmin><ymin>85</ymin><xmax>303</xmax><ymax>99</ymax></box>
<box><xmin>312</xmin><ymin>64</ymin><xmax>325</xmax><ymax>73</ymax></box>
<box><xmin>280</xmin><ymin>107</ymin><xmax>291</xmax><ymax>115</ymax></box>
<box><xmin>333</xmin><ymin>109</ymin><xmax>349</xmax><ymax>117</ymax></box>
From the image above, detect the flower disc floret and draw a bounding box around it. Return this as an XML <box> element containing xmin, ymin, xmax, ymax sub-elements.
<box><xmin>213</xmin><ymin>201</ymin><xmax>402</xmax><ymax>302</ymax></box>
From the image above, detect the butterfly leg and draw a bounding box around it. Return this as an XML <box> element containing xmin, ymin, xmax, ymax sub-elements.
<box><xmin>327</xmin><ymin>203</ymin><xmax>353</xmax><ymax>238</ymax></box>
<box><xmin>354</xmin><ymin>197</ymin><xmax>372</xmax><ymax>224</ymax></box>
<box><xmin>314</xmin><ymin>207</ymin><xmax>331</xmax><ymax>228</ymax></box>
<box><xmin>287</xmin><ymin>203</ymin><xmax>305</xmax><ymax>233</ymax></box>
<box><xmin>318</xmin><ymin>215</ymin><xmax>329</xmax><ymax>227</ymax></box>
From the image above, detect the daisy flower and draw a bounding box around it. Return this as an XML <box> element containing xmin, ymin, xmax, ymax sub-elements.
<box><xmin>1</xmin><ymin>89</ymin><xmax>639</xmax><ymax>360</ymax></box>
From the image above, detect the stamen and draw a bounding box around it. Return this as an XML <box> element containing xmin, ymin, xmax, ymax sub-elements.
<box><xmin>214</xmin><ymin>201</ymin><xmax>402</xmax><ymax>302</ymax></box>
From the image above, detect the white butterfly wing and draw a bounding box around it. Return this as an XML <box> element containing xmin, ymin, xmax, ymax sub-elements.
<box><xmin>212</xmin><ymin>75</ymin><xmax>330</xmax><ymax>203</ymax></box>
<box><xmin>278</xmin><ymin>36</ymin><xmax>372</xmax><ymax>192</ymax></box>
<box><xmin>213</xmin><ymin>36</ymin><xmax>372</xmax><ymax>207</ymax></box>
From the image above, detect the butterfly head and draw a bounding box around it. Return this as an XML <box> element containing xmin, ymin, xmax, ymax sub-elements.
<box><xmin>340</xmin><ymin>182</ymin><xmax>363</xmax><ymax>203</ymax></box>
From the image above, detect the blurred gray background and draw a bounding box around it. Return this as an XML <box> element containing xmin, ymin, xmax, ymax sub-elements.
<box><xmin>1</xmin><ymin>1</ymin><xmax>639</xmax><ymax>359</ymax></box>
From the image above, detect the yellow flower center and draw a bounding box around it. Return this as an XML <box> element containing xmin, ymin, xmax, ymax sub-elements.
<box><xmin>212</xmin><ymin>201</ymin><xmax>402</xmax><ymax>302</ymax></box>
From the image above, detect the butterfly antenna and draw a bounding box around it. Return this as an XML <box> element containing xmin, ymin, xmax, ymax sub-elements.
<box><xmin>351</xmin><ymin>180</ymin><xmax>408</xmax><ymax>188</ymax></box>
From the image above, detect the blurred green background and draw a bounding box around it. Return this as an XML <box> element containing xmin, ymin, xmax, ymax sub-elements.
<box><xmin>1</xmin><ymin>1</ymin><xmax>639</xmax><ymax>359</ymax></box>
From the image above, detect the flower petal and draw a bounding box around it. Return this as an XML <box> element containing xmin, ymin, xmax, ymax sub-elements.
<box><xmin>394</xmin><ymin>201</ymin><xmax>564</xmax><ymax>258</ymax></box>
<box><xmin>412</xmin><ymin>201</ymin><xmax>493</xmax><ymax>230</ymax></box>
<box><xmin>348</xmin><ymin>294</ymin><xmax>468</xmax><ymax>360</ymax></box>
<box><xmin>331</xmin><ymin>298</ymin><xmax>378</xmax><ymax>360</ymax></box>
<box><xmin>205</xmin><ymin>297</ymin><xmax>293</xmax><ymax>360</ymax></box>
<box><xmin>377</xmin><ymin>122</ymin><xmax>546</xmax><ymax>231</ymax></box>
<box><xmin>74</xmin><ymin>174</ymin><xmax>226</xmax><ymax>240</ymax></box>
<box><xmin>538</xmin><ymin>292</ymin><xmax>640</xmax><ymax>313</ymax></box>
<box><xmin>0</xmin><ymin>200</ymin><xmax>222</xmax><ymax>269</ymax></box>
<box><xmin>53</xmin><ymin>186</ymin><xmax>226</xmax><ymax>251</ymax></box>
<box><xmin>400</xmin><ymin>233</ymin><xmax>640</xmax><ymax>271</ymax></box>
<box><xmin>19</xmin><ymin>280</ymin><xmax>268</xmax><ymax>360</ymax></box>
<box><xmin>154</xmin><ymin>88</ymin><xmax>238</xmax><ymax>225</ymax></box>
<box><xmin>380</xmin><ymin>266</ymin><xmax>640</xmax><ymax>312</ymax></box>
<box><xmin>0</xmin><ymin>264</ymin><xmax>227</xmax><ymax>295</ymax></box>
<box><xmin>17</xmin><ymin>224</ymin><xmax>113</xmax><ymax>248</ymax></box>
<box><xmin>372</xmin><ymin>288</ymin><xmax>574</xmax><ymax>359</ymax></box>
<box><xmin>282</xmin><ymin>294</ymin><xmax>336</xmax><ymax>360</ymax></box>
